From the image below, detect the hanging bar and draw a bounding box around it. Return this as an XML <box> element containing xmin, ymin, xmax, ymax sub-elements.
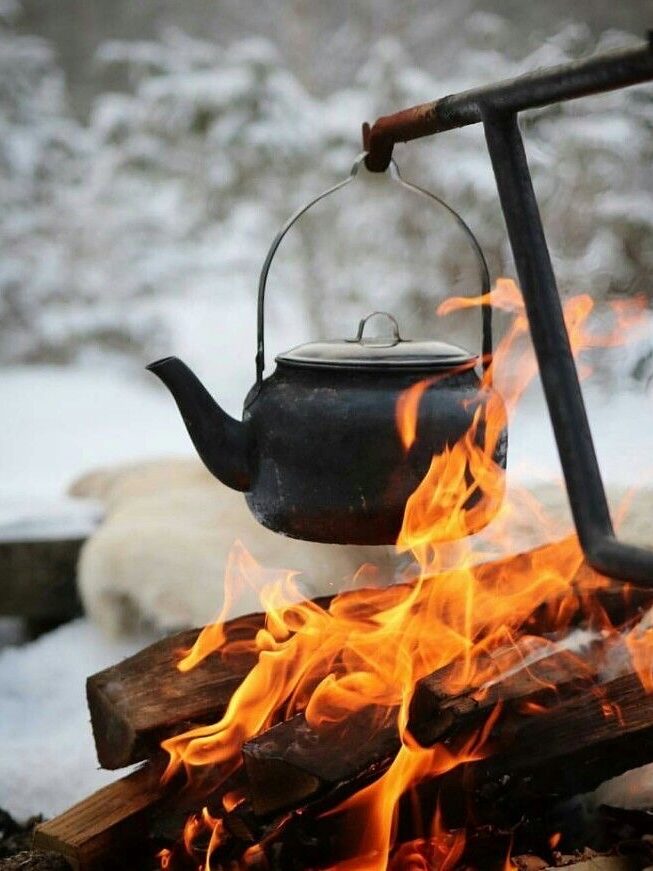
<box><xmin>364</xmin><ymin>38</ymin><xmax>653</xmax><ymax>170</ymax></box>
<box><xmin>362</xmin><ymin>36</ymin><xmax>653</xmax><ymax>583</ymax></box>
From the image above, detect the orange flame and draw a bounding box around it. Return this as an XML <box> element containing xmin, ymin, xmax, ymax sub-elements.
<box><xmin>157</xmin><ymin>848</ymin><xmax>171</xmax><ymax>869</ymax></box>
<box><xmin>328</xmin><ymin>705</ymin><xmax>503</xmax><ymax>871</ymax></box>
<box><xmin>160</xmin><ymin>279</ymin><xmax>650</xmax><ymax>869</ymax></box>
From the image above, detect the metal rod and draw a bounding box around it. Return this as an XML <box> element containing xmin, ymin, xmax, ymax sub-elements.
<box><xmin>483</xmin><ymin>113</ymin><xmax>653</xmax><ymax>584</ymax></box>
<box><xmin>365</xmin><ymin>40</ymin><xmax>653</xmax><ymax>170</ymax></box>
<box><xmin>361</xmin><ymin>38</ymin><xmax>653</xmax><ymax>581</ymax></box>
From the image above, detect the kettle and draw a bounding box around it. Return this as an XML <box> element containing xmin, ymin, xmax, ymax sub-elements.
<box><xmin>147</xmin><ymin>156</ymin><xmax>507</xmax><ymax>545</ymax></box>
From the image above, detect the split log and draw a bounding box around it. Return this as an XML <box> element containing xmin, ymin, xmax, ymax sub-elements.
<box><xmin>32</xmin><ymin>763</ymin><xmax>167</xmax><ymax>871</ymax></box>
<box><xmin>460</xmin><ymin>669</ymin><xmax>653</xmax><ymax>819</ymax></box>
<box><xmin>86</xmin><ymin>617</ymin><xmax>265</xmax><ymax>769</ymax></box>
<box><xmin>235</xmin><ymin>660</ymin><xmax>653</xmax><ymax>867</ymax></box>
<box><xmin>86</xmin><ymin>545</ymin><xmax>653</xmax><ymax>772</ymax></box>
<box><xmin>241</xmin><ymin>646</ymin><xmax>599</xmax><ymax>819</ymax></box>
<box><xmin>240</xmin><ymin>642</ymin><xmax>653</xmax><ymax>823</ymax></box>
<box><xmin>242</xmin><ymin>704</ymin><xmax>400</xmax><ymax>816</ymax></box>
<box><xmin>407</xmin><ymin>643</ymin><xmax>599</xmax><ymax>747</ymax></box>
<box><xmin>86</xmin><ymin>593</ymin><xmax>335</xmax><ymax>770</ymax></box>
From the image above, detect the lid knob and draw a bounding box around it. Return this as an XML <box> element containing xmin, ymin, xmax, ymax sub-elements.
<box><xmin>352</xmin><ymin>311</ymin><xmax>402</xmax><ymax>348</ymax></box>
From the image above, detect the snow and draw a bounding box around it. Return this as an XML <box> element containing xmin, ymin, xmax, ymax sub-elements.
<box><xmin>508</xmin><ymin>382</ymin><xmax>653</xmax><ymax>490</ymax></box>
<box><xmin>2</xmin><ymin>19</ymin><xmax>651</xmax><ymax>377</ymax></box>
<box><xmin>0</xmin><ymin>365</ymin><xmax>191</xmax><ymax>504</ymax></box>
<box><xmin>0</xmin><ymin>618</ymin><xmax>151</xmax><ymax>820</ymax></box>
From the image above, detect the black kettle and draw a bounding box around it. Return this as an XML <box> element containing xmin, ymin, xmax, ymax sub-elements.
<box><xmin>147</xmin><ymin>157</ymin><xmax>507</xmax><ymax>545</ymax></box>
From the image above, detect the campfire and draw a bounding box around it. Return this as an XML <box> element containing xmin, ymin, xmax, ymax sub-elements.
<box><xmin>33</xmin><ymin>37</ymin><xmax>653</xmax><ymax>871</ymax></box>
<box><xmin>33</xmin><ymin>281</ymin><xmax>653</xmax><ymax>871</ymax></box>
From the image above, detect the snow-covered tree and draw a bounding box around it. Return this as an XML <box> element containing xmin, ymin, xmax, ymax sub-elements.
<box><xmin>0</xmin><ymin>11</ymin><xmax>651</xmax><ymax>391</ymax></box>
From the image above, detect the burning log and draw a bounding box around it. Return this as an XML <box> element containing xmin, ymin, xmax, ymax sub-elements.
<box><xmin>460</xmin><ymin>669</ymin><xmax>653</xmax><ymax>821</ymax></box>
<box><xmin>407</xmin><ymin>643</ymin><xmax>598</xmax><ymax>747</ymax></box>
<box><xmin>87</xmin><ymin>625</ymin><xmax>258</xmax><ymax>769</ymax></box>
<box><xmin>240</xmin><ymin>640</ymin><xmax>653</xmax><ymax>830</ymax></box>
<box><xmin>32</xmin><ymin>762</ymin><xmax>168</xmax><ymax>871</ymax></box>
<box><xmin>242</xmin><ymin>704</ymin><xmax>400</xmax><ymax>816</ymax></box>
<box><xmin>85</xmin><ymin>610</ymin><xmax>277</xmax><ymax>770</ymax></box>
<box><xmin>241</xmin><ymin>646</ymin><xmax>599</xmax><ymax>819</ymax></box>
<box><xmin>77</xmin><ymin>545</ymin><xmax>653</xmax><ymax>867</ymax></box>
<box><xmin>86</xmin><ymin>542</ymin><xmax>650</xmax><ymax>773</ymax></box>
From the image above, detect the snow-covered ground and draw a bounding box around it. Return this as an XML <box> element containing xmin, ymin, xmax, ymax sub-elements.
<box><xmin>0</xmin><ymin>618</ymin><xmax>152</xmax><ymax>820</ymax></box>
<box><xmin>1</xmin><ymin>362</ymin><xmax>652</xmax><ymax>819</ymax></box>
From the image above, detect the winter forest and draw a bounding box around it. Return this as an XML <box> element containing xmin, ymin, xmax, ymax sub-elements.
<box><xmin>3</xmin><ymin>0</ymin><xmax>653</xmax><ymax>395</ymax></box>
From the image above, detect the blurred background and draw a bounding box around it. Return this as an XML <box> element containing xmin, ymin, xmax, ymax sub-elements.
<box><xmin>1</xmin><ymin>0</ymin><xmax>653</xmax><ymax>826</ymax></box>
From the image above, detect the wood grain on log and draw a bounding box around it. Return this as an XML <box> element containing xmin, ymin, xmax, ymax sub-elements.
<box><xmin>241</xmin><ymin>642</ymin><xmax>653</xmax><ymax>824</ymax></box>
<box><xmin>86</xmin><ymin>595</ymin><xmax>344</xmax><ymax>770</ymax></box>
<box><xmin>241</xmin><ymin>647</ymin><xmax>599</xmax><ymax>819</ymax></box>
<box><xmin>86</xmin><ymin>624</ymin><xmax>261</xmax><ymax>770</ymax></box>
<box><xmin>465</xmin><ymin>670</ymin><xmax>653</xmax><ymax>816</ymax></box>
<box><xmin>408</xmin><ymin>645</ymin><xmax>598</xmax><ymax>747</ymax></box>
<box><xmin>32</xmin><ymin>763</ymin><xmax>167</xmax><ymax>871</ymax></box>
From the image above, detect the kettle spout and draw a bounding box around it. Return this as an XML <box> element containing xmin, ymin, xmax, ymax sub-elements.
<box><xmin>147</xmin><ymin>356</ymin><xmax>251</xmax><ymax>492</ymax></box>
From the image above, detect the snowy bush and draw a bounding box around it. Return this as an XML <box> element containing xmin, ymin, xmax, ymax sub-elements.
<box><xmin>0</xmin><ymin>13</ymin><xmax>651</xmax><ymax>385</ymax></box>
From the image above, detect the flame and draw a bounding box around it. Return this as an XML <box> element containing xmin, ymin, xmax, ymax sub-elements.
<box><xmin>160</xmin><ymin>280</ymin><xmax>650</xmax><ymax>870</ymax></box>
<box><xmin>157</xmin><ymin>848</ymin><xmax>171</xmax><ymax>869</ymax></box>
<box><xmin>328</xmin><ymin>706</ymin><xmax>502</xmax><ymax>871</ymax></box>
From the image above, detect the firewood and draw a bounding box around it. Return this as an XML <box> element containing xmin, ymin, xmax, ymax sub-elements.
<box><xmin>241</xmin><ymin>639</ymin><xmax>653</xmax><ymax>826</ymax></box>
<box><xmin>242</xmin><ymin>704</ymin><xmax>400</xmax><ymax>816</ymax></box>
<box><xmin>86</xmin><ymin>619</ymin><xmax>264</xmax><ymax>770</ymax></box>
<box><xmin>32</xmin><ymin>763</ymin><xmax>167</xmax><ymax>871</ymax></box>
<box><xmin>86</xmin><ymin>595</ymin><xmax>339</xmax><ymax>770</ymax></box>
<box><xmin>241</xmin><ymin>645</ymin><xmax>600</xmax><ymax>819</ymax></box>
<box><xmin>86</xmin><ymin>544</ymin><xmax>652</xmax><ymax>772</ymax></box>
<box><xmin>460</xmin><ymin>670</ymin><xmax>653</xmax><ymax>821</ymax></box>
<box><xmin>240</xmin><ymin>663</ymin><xmax>653</xmax><ymax>864</ymax></box>
<box><xmin>408</xmin><ymin>644</ymin><xmax>599</xmax><ymax>747</ymax></box>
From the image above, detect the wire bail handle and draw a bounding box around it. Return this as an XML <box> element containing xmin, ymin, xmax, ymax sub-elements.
<box><xmin>256</xmin><ymin>153</ymin><xmax>492</xmax><ymax>386</ymax></box>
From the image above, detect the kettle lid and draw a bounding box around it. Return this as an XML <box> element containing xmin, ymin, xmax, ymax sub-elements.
<box><xmin>275</xmin><ymin>311</ymin><xmax>477</xmax><ymax>372</ymax></box>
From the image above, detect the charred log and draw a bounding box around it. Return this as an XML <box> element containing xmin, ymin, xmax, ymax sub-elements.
<box><xmin>242</xmin><ymin>704</ymin><xmax>399</xmax><ymax>816</ymax></box>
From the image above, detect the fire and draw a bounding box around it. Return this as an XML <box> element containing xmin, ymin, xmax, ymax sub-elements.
<box><xmin>330</xmin><ymin>707</ymin><xmax>503</xmax><ymax>871</ymax></box>
<box><xmin>159</xmin><ymin>280</ymin><xmax>650</xmax><ymax>870</ymax></box>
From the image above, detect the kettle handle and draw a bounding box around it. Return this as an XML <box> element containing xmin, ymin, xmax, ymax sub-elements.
<box><xmin>256</xmin><ymin>153</ymin><xmax>492</xmax><ymax>386</ymax></box>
